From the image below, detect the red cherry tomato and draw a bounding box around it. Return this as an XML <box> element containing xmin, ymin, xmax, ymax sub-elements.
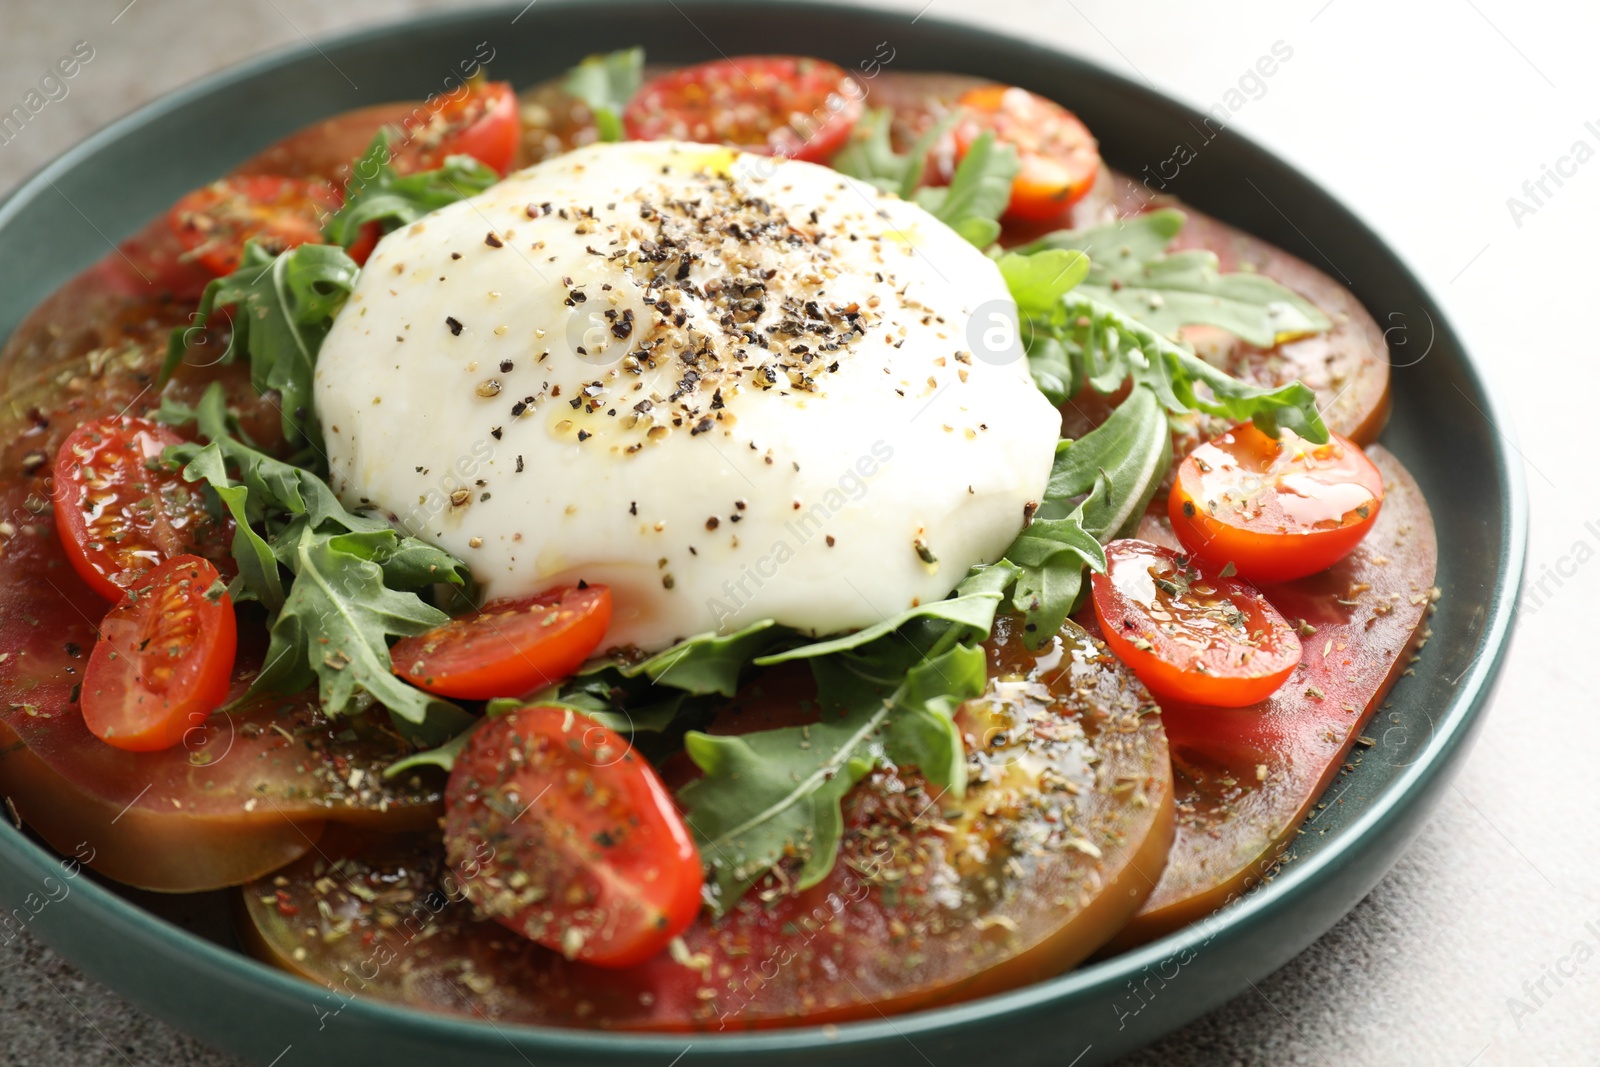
<box><xmin>391</xmin><ymin>585</ymin><xmax>611</xmax><ymax>700</ymax></box>
<box><xmin>623</xmin><ymin>56</ymin><xmax>864</xmax><ymax>163</ymax></box>
<box><xmin>390</xmin><ymin>80</ymin><xmax>520</xmax><ymax>176</ymax></box>
<box><xmin>444</xmin><ymin>705</ymin><xmax>702</xmax><ymax>967</ymax></box>
<box><xmin>168</xmin><ymin>174</ymin><xmax>344</xmax><ymax>277</ymax></box>
<box><xmin>1091</xmin><ymin>539</ymin><xmax>1302</xmax><ymax>708</ymax></box>
<box><xmin>1169</xmin><ymin>423</ymin><xmax>1385</xmax><ymax>583</ymax></box>
<box><xmin>952</xmin><ymin>85</ymin><xmax>1100</xmax><ymax>224</ymax></box>
<box><xmin>82</xmin><ymin>555</ymin><xmax>237</xmax><ymax>752</ymax></box>
<box><xmin>51</xmin><ymin>416</ymin><xmax>235</xmax><ymax>602</ymax></box>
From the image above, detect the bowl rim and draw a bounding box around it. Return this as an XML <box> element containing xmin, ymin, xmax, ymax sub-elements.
<box><xmin>0</xmin><ymin>0</ymin><xmax>1528</xmax><ymax>1057</ymax></box>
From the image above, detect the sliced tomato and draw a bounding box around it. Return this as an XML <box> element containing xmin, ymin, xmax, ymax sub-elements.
<box><xmin>1169</xmin><ymin>423</ymin><xmax>1385</xmax><ymax>583</ymax></box>
<box><xmin>167</xmin><ymin>174</ymin><xmax>342</xmax><ymax>277</ymax></box>
<box><xmin>443</xmin><ymin>705</ymin><xmax>701</xmax><ymax>967</ymax></box>
<box><xmin>240</xmin><ymin>617</ymin><xmax>1173</xmax><ymax>1028</ymax></box>
<box><xmin>81</xmin><ymin>555</ymin><xmax>236</xmax><ymax>752</ymax></box>
<box><xmin>1092</xmin><ymin>539</ymin><xmax>1302</xmax><ymax>707</ymax></box>
<box><xmin>51</xmin><ymin>415</ymin><xmax>234</xmax><ymax>602</ymax></box>
<box><xmin>391</xmin><ymin>584</ymin><xmax>610</xmax><ymax>700</ymax></box>
<box><xmin>1103</xmin><ymin>446</ymin><xmax>1438</xmax><ymax>947</ymax></box>
<box><xmin>624</xmin><ymin>56</ymin><xmax>864</xmax><ymax>163</ymax></box>
<box><xmin>390</xmin><ymin>79</ymin><xmax>520</xmax><ymax>176</ymax></box>
<box><xmin>953</xmin><ymin>84</ymin><xmax>1100</xmax><ymax>224</ymax></box>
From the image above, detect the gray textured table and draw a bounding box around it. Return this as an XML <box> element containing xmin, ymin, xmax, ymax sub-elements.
<box><xmin>2</xmin><ymin>1</ymin><xmax>1594</xmax><ymax>1064</ymax></box>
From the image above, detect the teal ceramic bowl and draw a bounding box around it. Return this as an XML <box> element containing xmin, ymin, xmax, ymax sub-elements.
<box><xmin>0</xmin><ymin>3</ymin><xmax>1525</xmax><ymax>1064</ymax></box>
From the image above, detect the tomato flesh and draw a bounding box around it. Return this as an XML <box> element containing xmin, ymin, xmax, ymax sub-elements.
<box><xmin>391</xmin><ymin>584</ymin><xmax>611</xmax><ymax>700</ymax></box>
<box><xmin>390</xmin><ymin>80</ymin><xmax>520</xmax><ymax>176</ymax></box>
<box><xmin>624</xmin><ymin>56</ymin><xmax>864</xmax><ymax>163</ymax></box>
<box><xmin>1092</xmin><ymin>539</ymin><xmax>1302</xmax><ymax>707</ymax></box>
<box><xmin>168</xmin><ymin>174</ymin><xmax>342</xmax><ymax>277</ymax></box>
<box><xmin>51</xmin><ymin>415</ymin><xmax>233</xmax><ymax>602</ymax></box>
<box><xmin>1169</xmin><ymin>423</ymin><xmax>1385</xmax><ymax>583</ymax></box>
<box><xmin>82</xmin><ymin>555</ymin><xmax>236</xmax><ymax>752</ymax></box>
<box><xmin>953</xmin><ymin>85</ymin><xmax>1100</xmax><ymax>224</ymax></box>
<box><xmin>444</xmin><ymin>705</ymin><xmax>702</xmax><ymax>967</ymax></box>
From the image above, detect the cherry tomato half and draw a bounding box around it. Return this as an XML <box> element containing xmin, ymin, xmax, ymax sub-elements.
<box><xmin>1091</xmin><ymin>539</ymin><xmax>1302</xmax><ymax>708</ymax></box>
<box><xmin>953</xmin><ymin>85</ymin><xmax>1100</xmax><ymax>224</ymax></box>
<box><xmin>623</xmin><ymin>56</ymin><xmax>864</xmax><ymax>163</ymax></box>
<box><xmin>1169</xmin><ymin>423</ymin><xmax>1385</xmax><ymax>583</ymax></box>
<box><xmin>168</xmin><ymin>174</ymin><xmax>343</xmax><ymax>277</ymax></box>
<box><xmin>444</xmin><ymin>705</ymin><xmax>702</xmax><ymax>967</ymax></box>
<box><xmin>51</xmin><ymin>415</ymin><xmax>234</xmax><ymax>602</ymax></box>
<box><xmin>390</xmin><ymin>79</ymin><xmax>520</xmax><ymax>176</ymax></box>
<box><xmin>82</xmin><ymin>555</ymin><xmax>237</xmax><ymax>752</ymax></box>
<box><xmin>391</xmin><ymin>584</ymin><xmax>611</xmax><ymax>700</ymax></box>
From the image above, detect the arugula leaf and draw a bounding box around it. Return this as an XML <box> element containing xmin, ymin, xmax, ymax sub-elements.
<box><xmin>999</xmin><ymin>384</ymin><xmax>1172</xmax><ymax>641</ymax></box>
<box><xmin>1019</xmin><ymin>209</ymin><xmax>1331</xmax><ymax>346</ymax></box>
<box><xmin>997</xmin><ymin>248</ymin><xmax>1091</xmax><ymax>316</ymax></box>
<box><xmin>615</xmin><ymin>620</ymin><xmax>787</xmax><ymax>697</ymax></box>
<box><xmin>322</xmin><ymin>132</ymin><xmax>500</xmax><ymax>249</ymax></box>
<box><xmin>167</xmin><ymin>383</ymin><xmax>469</xmax><ymax>731</ymax></box>
<box><xmin>1057</xmin><ymin>295</ymin><xmax>1327</xmax><ymax>441</ymax></box>
<box><xmin>563</xmin><ymin>48</ymin><xmax>644</xmax><ymax>142</ymax></box>
<box><xmin>753</xmin><ymin>565</ymin><xmax>1011</xmax><ymax>665</ymax></box>
<box><xmin>680</xmin><ymin>625</ymin><xmax>987</xmax><ymax>909</ymax></box>
<box><xmin>913</xmin><ymin>130</ymin><xmax>1019</xmax><ymax>247</ymax></box>
<box><xmin>830</xmin><ymin>107</ymin><xmax>959</xmax><ymax>198</ymax></box>
<box><xmin>254</xmin><ymin>520</ymin><xmax>461</xmax><ymax>728</ymax></box>
<box><xmin>160</xmin><ymin>241</ymin><xmax>359</xmax><ymax>449</ymax></box>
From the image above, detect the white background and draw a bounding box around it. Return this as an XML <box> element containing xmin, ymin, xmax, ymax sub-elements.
<box><xmin>1</xmin><ymin>1</ymin><xmax>1596</xmax><ymax>1064</ymax></box>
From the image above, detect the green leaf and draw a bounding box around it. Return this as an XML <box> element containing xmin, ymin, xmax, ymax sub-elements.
<box><xmin>180</xmin><ymin>444</ymin><xmax>284</xmax><ymax>612</ymax></box>
<box><xmin>831</xmin><ymin>107</ymin><xmax>959</xmax><ymax>198</ymax></box>
<box><xmin>617</xmin><ymin>619</ymin><xmax>788</xmax><ymax>697</ymax></box>
<box><xmin>160</xmin><ymin>241</ymin><xmax>360</xmax><ymax>448</ymax></box>
<box><xmin>255</xmin><ymin>522</ymin><xmax>455</xmax><ymax>724</ymax></box>
<box><xmin>384</xmin><ymin>717</ymin><xmax>481</xmax><ymax>777</ymax></box>
<box><xmin>913</xmin><ymin>131</ymin><xmax>1019</xmax><ymax>248</ymax></box>
<box><xmin>753</xmin><ymin>583</ymin><xmax>1004</xmax><ymax>666</ymax></box>
<box><xmin>998</xmin><ymin>384</ymin><xmax>1172</xmax><ymax>644</ymax></box>
<box><xmin>562</xmin><ymin>48</ymin><xmax>643</xmax><ymax>142</ymax></box>
<box><xmin>323</xmin><ymin>132</ymin><xmax>500</xmax><ymax>249</ymax></box>
<box><xmin>997</xmin><ymin>248</ymin><xmax>1091</xmax><ymax>316</ymax></box>
<box><xmin>1019</xmin><ymin>209</ymin><xmax>1331</xmax><ymax>346</ymax></box>
<box><xmin>1057</xmin><ymin>294</ymin><xmax>1328</xmax><ymax>441</ymax></box>
<box><xmin>680</xmin><ymin>627</ymin><xmax>988</xmax><ymax>910</ymax></box>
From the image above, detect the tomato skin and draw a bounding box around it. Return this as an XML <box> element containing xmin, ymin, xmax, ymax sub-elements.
<box><xmin>51</xmin><ymin>415</ymin><xmax>234</xmax><ymax>602</ymax></box>
<box><xmin>390</xmin><ymin>80</ymin><xmax>520</xmax><ymax>176</ymax></box>
<box><xmin>1092</xmin><ymin>539</ymin><xmax>1302</xmax><ymax>707</ymax></box>
<box><xmin>444</xmin><ymin>705</ymin><xmax>702</xmax><ymax>967</ymax></box>
<box><xmin>168</xmin><ymin>174</ymin><xmax>342</xmax><ymax>277</ymax></box>
<box><xmin>952</xmin><ymin>85</ymin><xmax>1100</xmax><ymax>224</ymax></box>
<box><xmin>82</xmin><ymin>555</ymin><xmax>236</xmax><ymax>752</ymax></box>
<box><xmin>624</xmin><ymin>56</ymin><xmax>864</xmax><ymax>163</ymax></box>
<box><xmin>391</xmin><ymin>584</ymin><xmax>611</xmax><ymax>700</ymax></box>
<box><xmin>1169</xmin><ymin>423</ymin><xmax>1385</xmax><ymax>583</ymax></box>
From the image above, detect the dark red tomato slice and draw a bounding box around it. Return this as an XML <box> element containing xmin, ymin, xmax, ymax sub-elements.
<box><xmin>168</xmin><ymin>174</ymin><xmax>342</xmax><ymax>277</ymax></box>
<box><xmin>82</xmin><ymin>555</ymin><xmax>236</xmax><ymax>752</ymax></box>
<box><xmin>623</xmin><ymin>56</ymin><xmax>864</xmax><ymax>163</ymax></box>
<box><xmin>391</xmin><ymin>585</ymin><xmax>611</xmax><ymax>700</ymax></box>
<box><xmin>1102</xmin><ymin>445</ymin><xmax>1438</xmax><ymax>948</ymax></box>
<box><xmin>390</xmin><ymin>80</ymin><xmax>520</xmax><ymax>176</ymax></box>
<box><xmin>444</xmin><ymin>705</ymin><xmax>702</xmax><ymax>967</ymax></box>
<box><xmin>1092</xmin><ymin>539</ymin><xmax>1302</xmax><ymax>707</ymax></box>
<box><xmin>51</xmin><ymin>415</ymin><xmax>234</xmax><ymax>602</ymax></box>
<box><xmin>1169</xmin><ymin>423</ymin><xmax>1385</xmax><ymax>583</ymax></box>
<box><xmin>953</xmin><ymin>85</ymin><xmax>1100</xmax><ymax>224</ymax></box>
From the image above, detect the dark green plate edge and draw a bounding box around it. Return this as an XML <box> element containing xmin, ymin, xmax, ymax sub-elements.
<box><xmin>0</xmin><ymin>3</ymin><xmax>1527</xmax><ymax>1065</ymax></box>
